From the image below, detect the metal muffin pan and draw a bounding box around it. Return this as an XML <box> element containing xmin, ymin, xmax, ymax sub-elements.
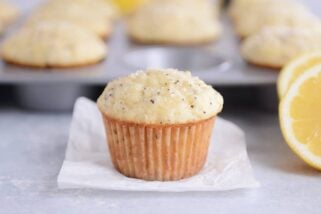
<box><xmin>0</xmin><ymin>16</ymin><xmax>278</xmax><ymax>110</ymax></box>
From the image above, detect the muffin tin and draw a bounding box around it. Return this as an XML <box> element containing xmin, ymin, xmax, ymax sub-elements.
<box><xmin>0</xmin><ymin>15</ymin><xmax>278</xmax><ymax>110</ymax></box>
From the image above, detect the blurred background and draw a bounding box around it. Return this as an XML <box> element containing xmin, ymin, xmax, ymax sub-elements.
<box><xmin>6</xmin><ymin>0</ymin><xmax>321</xmax><ymax>15</ymax></box>
<box><xmin>0</xmin><ymin>0</ymin><xmax>320</xmax><ymax>111</ymax></box>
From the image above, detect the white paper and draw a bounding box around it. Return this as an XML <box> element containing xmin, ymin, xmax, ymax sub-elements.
<box><xmin>57</xmin><ymin>97</ymin><xmax>259</xmax><ymax>192</ymax></box>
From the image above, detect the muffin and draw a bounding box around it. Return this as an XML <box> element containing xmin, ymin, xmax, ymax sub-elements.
<box><xmin>228</xmin><ymin>0</ymin><xmax>259</xmax><ymax>21</ymax></box>
<box><xmin>97</xmin><ymin>68</ymin><xmax>224</xmax><ymax>181</ymax></box>
<box><xmin>1</xmin><ymin>21</ymin><xmax>107</xmax><ymax>68</ymax></box>
<box><xmin>228</xmin><ymin>0</ymin><xmax>314</xmax><ymax>38</ymax></box>
<box><xmin>0</xmin><ymin>1</ymin><xmax>19</xmax><ymax>25</ymax></box>
<box><xmin>44</xmin><ymin>0</ymin><xmax>118</xmax><ymax>21</ymax></box>
<box><xmin>234</xmin><ymin>4</ymin><xmax>318</xmax><ymax>38</ymax></box>
<box><xmin>241</xmin><ymin>27</ymin><xmax>321</xmax><ymax>68</ymax></box>
<box><xmin>160</xmin><ymin>0</ymin><xmax>221</xmax><ymax>17</ymax></box>
<box><xmin>228</xmin><ymin>0</ymin><xmax>305</xmax><ymax>20</ymax></box>
<box><xmin>127</xmin><ymin>0</ymin><xmax>221</xmax><ymax>45</ymax></box>
<box><xmin>26</xmin><ymin>0</ymin><xmax>114</xmax><ymax>39</ymax></box>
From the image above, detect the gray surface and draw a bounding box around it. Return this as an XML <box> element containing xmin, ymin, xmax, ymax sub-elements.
<box><xmin>1</xmin><ymin>107</ymin><xmax>321</xmax><ymax>214</ymax></box>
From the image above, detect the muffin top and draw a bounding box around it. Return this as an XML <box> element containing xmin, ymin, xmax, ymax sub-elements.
<box><xmin>234</xmin><ymin>3</ymin><xmax>318</xmax><ymax>37</ymax></box>
<box><xmin>127</xmin><ymin>0</ymin><xmax>221</xmax><ymax>44</ymax></box>
<box><xmin>241</xmin><ymin>27</ymin><xmax>321</xmax><ymax>68</ymax></box>
<box><xmin>26</xmin><ymin>0</ymin><xmax>113</xmax><ymax>38</ymax></box>
<box><xmin>228</xmin><ymin>0</ymin><xmax>262</xmax><ymax>20</ymax></box>
<box><xmin>229</xmin><ymin>0</ymin><xmax>304</xmax><ymax>20</ymax></box>
<box><xmin>1</xmin><ymin>21</ymin><xmax>107</xmax><ymax>67</ymax></box>
<box><xmin>97</xmin><ymin>68</ymin><xmax>223</xmax><ymax>124</ymax></box>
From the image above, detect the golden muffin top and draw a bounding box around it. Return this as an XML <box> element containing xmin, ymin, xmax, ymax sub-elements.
<box><xmin>97</xmin><ymin>68</ymin><xmax>224</xmax><ymax>124</ymax></box>
<box><xmin>1</xmin><ymin>21</ymin><xmax>107</xmax><ymax>67</ymax></box>
<box><xmin>127</xmin><ymin>0</ymin><xmax>221</xmax><ymax>44</ymax></box>
<box><xmin>241</xmin><ymin>26</ymin><xmax>321</xmax><ymax>68</ymax></box>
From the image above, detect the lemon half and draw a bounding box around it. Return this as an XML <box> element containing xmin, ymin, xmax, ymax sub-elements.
<box><xmin>279</xmin><ymin>64</ymin><xmax>321</xmax><ymax>170</ymax></box>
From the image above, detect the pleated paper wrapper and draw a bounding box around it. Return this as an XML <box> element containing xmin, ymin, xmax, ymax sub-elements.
<box><xmin>102</xmin><ymin>114</ymin><xmax>215</xmax><ymax>181</ymax></box>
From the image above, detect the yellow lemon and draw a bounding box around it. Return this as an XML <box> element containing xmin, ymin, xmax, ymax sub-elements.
<box><xmin>277</xmin><ymin>51</ymin><xmax>321</xmax><ymax>98</ymax></box>
<box><xmin>279</xmin><ymin>64</ymin><xmax>321</xmax><ymax>170</ymax></box>
<box><xmin>112</xmin><ymin>0</ymin><xmax>150</xmax><ymax>15</ymax></box>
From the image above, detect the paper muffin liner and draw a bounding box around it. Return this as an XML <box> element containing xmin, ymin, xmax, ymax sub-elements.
<box><xmin>101</xmin><ymin>114</ymin><xmax>216</xmax><ymax>181</ymax></box>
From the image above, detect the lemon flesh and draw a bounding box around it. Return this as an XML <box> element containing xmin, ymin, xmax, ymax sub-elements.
<box><xmin>280</xmin><ymin>65</ymin><xmax>321</xmax><ymax>170</ymax></box>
